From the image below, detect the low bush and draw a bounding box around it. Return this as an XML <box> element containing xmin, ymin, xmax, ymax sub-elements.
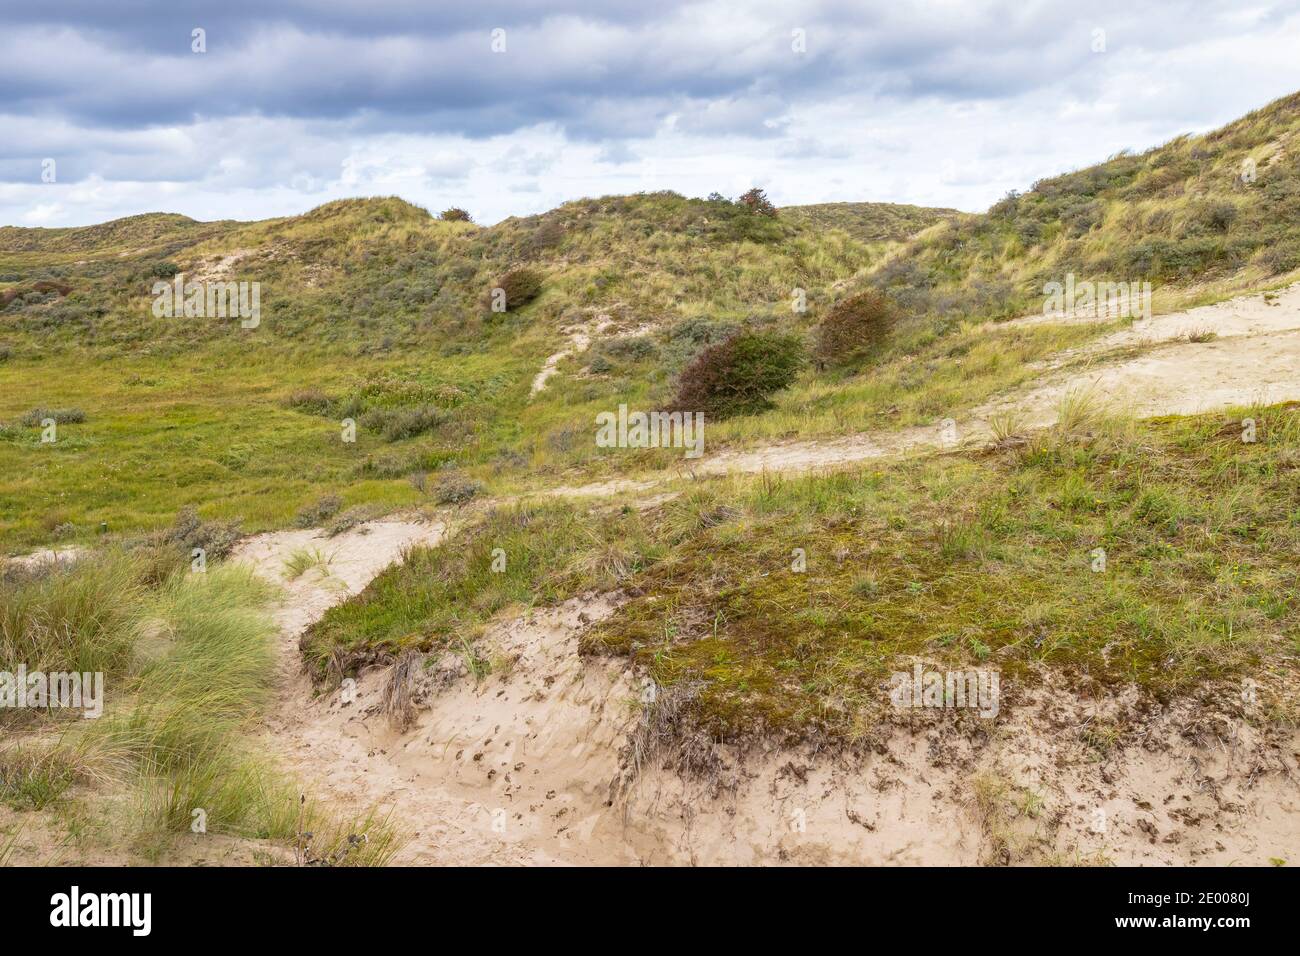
<box><xmin>433</xmin><ymin>474</ymin><xmax>483</xmax><ymax>505</ymax></box>
<box><xmin>161</xmin><ymin>506</ymin><xmax>242</xmax><ymax>561</ymax></box>
<box><xmin>360</xmin><ymin>405</ymin><xmax>448</xmax><ymax>442</ymax></box>
<box><xmin>294</xmin><ymin>494</ymin><xmax>343</xmax><ymax>528</ymax></box>
<box><xmin>815</xmin><ymin>289</ymin><xmax>898</xmax><ymax>368</ymax></box>
<box><xmin>672</xmin><ymin>330</ymin><xmax>805</xmax><ymax>418</ymax></box>
<box><xmin>490</xmin><ymin>267</ymin><xmax>543</xmax><ymax>311</ymax></box>
<box><xmin>19</xmin><ymin>407</ymin><xmax>85</xmax><ymax>427</ymax></box>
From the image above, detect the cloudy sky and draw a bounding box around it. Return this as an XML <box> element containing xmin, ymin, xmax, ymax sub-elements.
<box><xmin>3</xmin><ymin>1</ymin><xmax>1300</xmax><ymax>227</ymax></box>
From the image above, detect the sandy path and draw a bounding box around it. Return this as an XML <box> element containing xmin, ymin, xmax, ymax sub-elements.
<box><xmin>530</xmin><ymin>316</ymin><xmax>612</xmax><ymax>396</ymax></box>
<box><xmin>232</xmin><ymin>520</ymin><xmax>659</xmax><ymax>864</ymax></box>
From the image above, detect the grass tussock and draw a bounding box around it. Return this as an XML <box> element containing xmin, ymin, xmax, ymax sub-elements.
<box><xmin>1</xmin><ymin>552</ymin><xmax>405</xmax><ymax>864</ymax></box>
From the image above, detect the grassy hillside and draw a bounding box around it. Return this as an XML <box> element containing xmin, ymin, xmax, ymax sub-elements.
<box><xmin>781</xmin><ymin>201</ymin><xmax>959</xmax><ymax>242</ymax></box>
<box><xmin>872</xmin><ymin>91</ymin><xmax>1300</xmax><ymax>321</ymax></box>
<box><xmin>4</xmin><ymin>91</ymin><xmax>1300</xmax><ymax>551</ymax></box>
<box><xmin>0</xmin><ymin>192</ymin><xmax>933</xmax><ymax>547</ymax></box>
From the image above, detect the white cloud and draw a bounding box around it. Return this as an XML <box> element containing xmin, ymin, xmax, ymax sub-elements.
<box><xmin>1</xmin><ymin>1</ymin><xmax>1299</xmax><ymax>226</ymax></box>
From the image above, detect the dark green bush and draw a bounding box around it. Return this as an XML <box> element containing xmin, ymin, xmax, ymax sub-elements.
<box><xmin>673</xmin><ymin>330</ymin><xmax>805</xmax><ymax>418</ymax></box>
<box><xmin>440</xmin><ymin>207</ymin><xmax>473</xmax><ymax>222</ymax></box>
<box><xmin>490</xmin><ymin>267</ymin><xmax>543</xmax><ymax>311</ymax></box>
<box><xmin>737</xmin><ymin>187</ymin><xmax>778</xmax><ymax>217</ymax></box>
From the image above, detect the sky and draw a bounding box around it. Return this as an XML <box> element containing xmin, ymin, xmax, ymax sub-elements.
<box><xmin>2</xmin><ymin>1</ymin><xmax>1300</xmax><ymax>227</ymax></box>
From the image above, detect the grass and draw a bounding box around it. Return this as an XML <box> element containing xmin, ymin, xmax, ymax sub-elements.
<box><xmin>0</xmin><ymin>550</ymin><xmax>404</xmax><ymax>864</ymax></box>
<box><xmin>587</xmin><ymin>402</ymin><xmax>1300</xmax><ymax>740</ymax></box>
<box><xmin>874</xmin><ymin>91</ymin><xmax>1300</xmax><ymax>325</ymax></box>
<box><xmin>0</xmin><ymin>187</ymin><xmax>937</xmax><ymax>551</ymax></box>
<box><xmin>282</xmin><ymin>547</ymin><xmax>333</xmax><ymax>581</ymax></box>
<box><xmin>301</xmin><ymin>500</ymin><xmax>669</xmax><ymax>679</ymax></box>
<box><xmin>1</xmin><ymin>551</ymin><xmax>145</xmax><ymax>679</ymax></box>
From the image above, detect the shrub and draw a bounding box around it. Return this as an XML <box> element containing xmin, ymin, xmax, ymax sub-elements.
<box><xmin>1252</xmin><ymin>241</ymin><xmax>1300</xmax><ymax>275</ymax></box>
<box><xmin>737</xmin><ymin>187</ymin><xmax>778</xmax><ymax>217</ymax></box>
<box><xmin>360</xmin><ymin>405</ymin><xmax>447</xmax><ymax>442</ymax></box>
<box><xmin>19</xmin><ymin>407</ymin><xmax>85</xmax><ymax>427</ymax></box>
<box><xmin>490</xmin><ymin>267</ymin><xmax>543</xmax><ymax>311</ymax></box>
<box><xmin>433</xmin><ymin>474</ymin><xmax>483</xmax><ymax>505</ymax></box>
<box><xmin>527</xmin><ymin>220</ymin><xmax>565</xmax><ymax>254</ymax></box>
<box><xmin>604</xmin><ymin>335</ymin><xmax>658</xmax><ymax>361</ymax></box>
<box><xmin>327</xmin><ymin>505</ymin><xmax>379</xmax><ymax>537</ymax></box>
<box><xmin>284</xmin><ymin>388</ymin><xmax>334</xmax><ymax>415</ymax></box>
<box><xmin>162</xmin><ymin>506</ymin><xmax>242</xmax><ymax>561</ymax></box>
<box><xmin>440</xmin><ymin>207</ymin><xmax>473</xmax><ymax>222</ymax></box>
<box><xmin>1197</xmin><ymin>200</ymin><xmax>1238</xmax><ymax>234</ymax></box>
<box><xmin>668</xmin><ymin>316</ymin><xmax>739</xmax><ymax>347</ymax></box>
<box><xmin>294</xmin><ymin>494</ymin><xmax>343</xmax><ymax>528</ymax></box>
<box><xmin>815</xmin><ymin>289</ymin><xmax>898</xmax><ymax>368</ymax></box>
<box><xmin>672</xmin><ymin>330</ymin><xmax>805</xmax><ymax>418</ymax></box>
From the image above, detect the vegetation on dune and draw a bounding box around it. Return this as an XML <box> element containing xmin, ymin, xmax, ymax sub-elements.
<box><xmin>672</xmin><ymin>330</ymin><xmax>806</xmax><ymax>418</ymax></box>
<box><xmin>490</xmin><ymin>266</ymin><xmax>544</xmax><ymax>312</ymax></box>
<box><xmin>873</xmin><ymin>91</ymin><xmax>1300</xmax><ymax>323</ymax></box>
<box><xmin>300</xmin><ymin>501</ymin><xmax>668</xmax><ymax>679</ymax></box>
<box><xmin>0</xmin><ymin>548</ymin><xmax>402</xmax><ymax>863</ymax></box>
<box><xmin>302</xmin><ymin>402</ymin><xmax>1300</xmax><ymax>742</ymax></box>
<box><xmin>737</xmin><ymin>187</ymin><xmax>778</xmax><ymax>218</ymax></box>
<box><xmin>588</xmin><ymin>402</ymin><xmax>1300</xmax><ymax>740</ymax></box>
<box><xmin>814</xmin><ymin>288</ymin><xmax>898</xmax><ymax>369</ymax></box>
<box><xmin>2</xmin><ymin>92</ymin><xmax>1300</xmax><ymax>554</ymax></box>
<box><xmin>780</xmin><ymin>201</ymin><xmax>959</xmax><ymax>243</ymax></box>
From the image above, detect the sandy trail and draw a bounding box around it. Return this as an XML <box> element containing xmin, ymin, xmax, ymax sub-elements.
<box><xmin>531</xmin><ymin>314</ymin><xmax>657</xmax><ymax>397</ymax></box>
<box><xmin>221</xmin><ymin>284</ymin><xmax>1300</xmax><ymax>866</ymax></box>
<box><xmin>530</xmin><ymin>315</ymin><xmax>614</xmax><ymax>396</ymax></box>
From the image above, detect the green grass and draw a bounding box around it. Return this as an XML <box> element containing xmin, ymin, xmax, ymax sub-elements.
<box><xmin>780</xmin><ymin>201</ymin><xmax>959</xmax><ymax>242</ymax></box>
<box><xmin>7</xmin><ymin>87</ymin><xmax>1300</xmax><ymax>554</ymax></box>
<box><xmin>874</xmin><ymin>91</ymin><xmax>1300</xmax><ymax>323</ymax></box>
<box><xmin>0</xmin><ymin>551</ymin><xmax>403</xmax><ymax>864</ymax></box>
<box><xmin>4</xmin><ymin>92</ymin><xmax>1300</xmax><ymax>565</ymax></box>
<box><xmin>282</xmin><ymin>547</ymin><xmax>333</xmax><ymax>581</ymax></box>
